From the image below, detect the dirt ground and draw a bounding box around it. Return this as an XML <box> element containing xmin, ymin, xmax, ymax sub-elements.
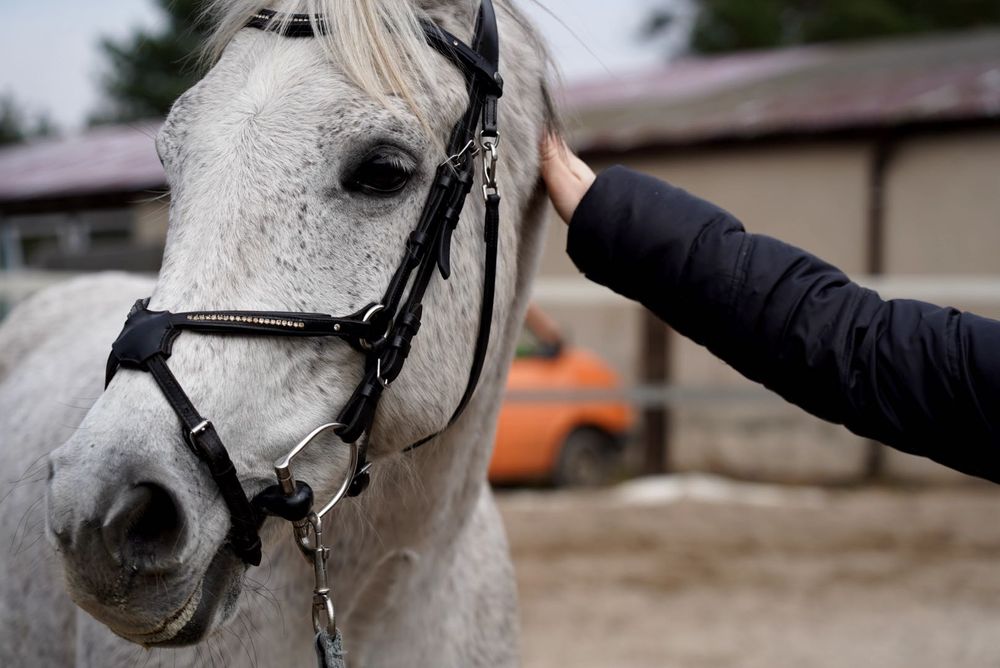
<box><xmin>498</xmin><ymin>477</ymin><xmax>1000</xmax><ymax>668</ymax></box>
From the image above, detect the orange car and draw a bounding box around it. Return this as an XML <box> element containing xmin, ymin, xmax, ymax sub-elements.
<box><xmin>489</xmin><ymin>306</ymin><xmax>634</xmax><ymax>486</ymax></box>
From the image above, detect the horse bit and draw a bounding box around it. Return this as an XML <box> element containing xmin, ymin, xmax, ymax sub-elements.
<box><xmin>104</xmin><ymin>0</ymin><xmax>503</xmax><ymax>654</ymax></box>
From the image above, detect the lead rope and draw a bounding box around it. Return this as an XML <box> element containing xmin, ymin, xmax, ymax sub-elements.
<box><xmin>263</xmin><ymin>423</ymin><xmax>361</xmax><ymax>667</ymax></box>
<box><xmin>316</xmin><ymin>630</ymin><xmax>347</xmax><ymax>668</ymax></box>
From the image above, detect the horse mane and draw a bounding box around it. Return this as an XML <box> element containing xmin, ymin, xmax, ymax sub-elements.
<box><xmin>203</xmin><ymin>0</ymin><xmax>560</xmax><ymax>144</ymax></box>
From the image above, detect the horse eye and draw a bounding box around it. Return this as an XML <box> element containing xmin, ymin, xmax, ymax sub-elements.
<box><xmin>346</xmin><ymin>153</ymin><xmax>413</xmax><ymax>196</ymax></box>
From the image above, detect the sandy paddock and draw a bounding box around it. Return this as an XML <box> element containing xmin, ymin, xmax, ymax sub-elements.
<box><xmin>501</xmin><ymin>477</ymin><xmax>1000</xmax><ymax>668</ymax></box>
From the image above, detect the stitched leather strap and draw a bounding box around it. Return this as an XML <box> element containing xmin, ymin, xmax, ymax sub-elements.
<box><xmin>451</xmin><ymin>191</ymin><xmax>501</xmax><ymax>424</ymax></box>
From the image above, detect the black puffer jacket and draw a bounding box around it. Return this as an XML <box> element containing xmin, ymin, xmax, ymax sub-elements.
<box><xmin>567</xmin><ymin>166</ymin><xmax>1000</xmax><ymax>483</ymax></box>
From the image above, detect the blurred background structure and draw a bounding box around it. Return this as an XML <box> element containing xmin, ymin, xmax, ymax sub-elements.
<box><xmin>550</xmin><ymin>28</ymin><xmax>1000</xmax><ymax>484</ymax></box>
<box><xmin>3</xmin><ymin>2</ymin><xmax>1000</xmax><ymax>667</ymax></box>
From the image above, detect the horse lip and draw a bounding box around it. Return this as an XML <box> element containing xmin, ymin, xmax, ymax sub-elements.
<box><xmin>113</xmin><ymin>580</ymin><xmax>204</xmax><ymax>646</ymax></box>
<box><xmin>108</xmin><ymin>543</ymin><xmax>244</xmax><ymax>648</ymax></box>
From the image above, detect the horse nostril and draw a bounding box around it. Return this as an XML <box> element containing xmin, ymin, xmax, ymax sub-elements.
<box><xmin>101</xmin><ymin>483</ymin><xmax>186</xmax><ymax>571</ymax></box>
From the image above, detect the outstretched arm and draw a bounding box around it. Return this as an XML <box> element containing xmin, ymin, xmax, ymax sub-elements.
<box><xmin>542</xmin><ymin>137</ymin><xmax>1000</xmax><ymax>483</ymax></box>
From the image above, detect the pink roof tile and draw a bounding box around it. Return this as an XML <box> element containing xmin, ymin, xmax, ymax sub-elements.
<box><xmin>565</xmin><ymin>30</ymin><xmax>1000</xmax><ymax>152</ymax></box>
<box><xmin>0</xmin><ymin>121</ymin><xmax>165</xmax><ymax>206</ymax></box>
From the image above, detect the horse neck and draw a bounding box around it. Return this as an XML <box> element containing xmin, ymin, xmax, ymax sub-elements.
<box><xmin>334</xmin><ymin>382</ymin><xmax>503</xmax><ymax>565</ymax></box>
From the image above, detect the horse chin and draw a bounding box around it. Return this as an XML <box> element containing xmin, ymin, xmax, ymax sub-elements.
<box><xmin>103</xmin><ymin>547</ymin><xmax>244</xmax><ymax>649</ymax></box>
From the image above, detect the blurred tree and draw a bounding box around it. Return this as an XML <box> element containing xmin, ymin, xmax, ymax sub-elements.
<box><xmin>645</xmin><ymin>0</ymin><xmax>1000</xmax><ymax>54</ymax></box>
<box><xmin>91</xmin><ymin>0</ymin><xmax>211</xmax><ymax>124</ymax></box>
<box><xmin>0</xmin><ymin>93</ymin><xmax>54</xmax><ymax>146</ymax></box>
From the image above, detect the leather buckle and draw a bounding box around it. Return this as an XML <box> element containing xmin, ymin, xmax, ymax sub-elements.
<box><xmin>189</xmin><ymin>419</ymin><xmax>212</xmax><ymax>439</ymax></box>
<box><xmin>184</xmin><ymin>419</ymin><xmax>213</xmax><ymax>455</ymax></box>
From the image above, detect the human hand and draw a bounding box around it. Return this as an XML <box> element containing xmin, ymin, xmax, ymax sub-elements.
<box><xmin>540</xmin><ymin>133</ymin><xmax>596</xmax><ymax>225</ymax></box>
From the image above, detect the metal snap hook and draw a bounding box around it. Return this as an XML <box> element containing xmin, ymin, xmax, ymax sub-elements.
<box><xmin>481</xmin><ymin>131</ymin><xmax>501</xmax><ymax>199</ymax></box>
<box><xmin>480</xmin><ymin>129</ymin><xmax>501</xmax><ymax>150</ymax></box>
<box><xmin>304</xmin><ymin>512</ymin><xmax>336</xmax><ymax>635</ymax></box>
<box><xmin>313</xmin><ymin>589</ymin><xmax>336</xmax><ymax>636</ymax></box>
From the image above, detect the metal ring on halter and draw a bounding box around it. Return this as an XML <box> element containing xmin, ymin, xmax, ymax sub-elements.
<box><xmin>480</xmin><ymin>129</ymin><xmax>501</xmax><ymax>150</ymax></box>
<box><xmin>362</xmin><ymin>304</ymin><xmax>385</xmax><ymax>324</ymax></box>
<box><xmin>273</xmin><ymin>423</ymin><xmax>360</xmax><ymax>554</ymax></box>
<box><xmin>360</xmin><ymin>304</ymin><xmax>390</xmax><ymax>352</ymax></box>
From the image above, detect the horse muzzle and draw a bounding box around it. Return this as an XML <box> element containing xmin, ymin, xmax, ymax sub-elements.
<box><xmin>45</xmin><ymin>439</ymin><xmax>240</xmax><ymax>646</ymax></box>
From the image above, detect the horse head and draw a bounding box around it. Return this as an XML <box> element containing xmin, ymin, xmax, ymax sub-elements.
<box><xmin>45</xmin><ymin>0</ymin><xmax>555</xmax><ymax>648</ymax></box>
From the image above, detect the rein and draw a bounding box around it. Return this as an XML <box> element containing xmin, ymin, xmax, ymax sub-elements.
<box><xmin>104</xmin><ymin>0</ymin><xmax>503</xmax><ymax>655</ymax></box>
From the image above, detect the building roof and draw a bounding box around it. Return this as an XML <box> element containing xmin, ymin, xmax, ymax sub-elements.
<box><xmin>1</xmin><ymin>30</ymin><xmax>997</xmax><ymax>209</ymax></box>
<box><xmin>566</xmin><ymin>29</ymin><xmax>1000</xmax><ymax>152</ymax></box>
<box><xmin>0</xmin><ymin>121</ymin><xmax>164</xmax><ymax>212</ymax></box>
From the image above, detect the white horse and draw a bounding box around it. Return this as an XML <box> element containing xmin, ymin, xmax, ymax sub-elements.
<box><xmin>0</xmin><ymin>0</ymin><xmax>555</xmax><ymax>665</ymax></box>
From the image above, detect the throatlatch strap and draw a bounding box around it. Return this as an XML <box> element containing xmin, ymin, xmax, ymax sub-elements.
<box><xmin>404</xmin><ymin>191</ymin><xmax>501</xmax><ymax>453</ymax></box>
<box><xmin>452</xmin><ymin>192</ymin><xmax>501</xmax><ymax>421</ymax></box>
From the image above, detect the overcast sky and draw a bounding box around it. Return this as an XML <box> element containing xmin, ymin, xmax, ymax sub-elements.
<box><xmin>1</xmin><ymin>0</ymin><xmax>681</xmax><ymax>133</ymax></box>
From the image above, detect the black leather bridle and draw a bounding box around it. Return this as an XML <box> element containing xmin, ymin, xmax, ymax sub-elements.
<box><xmin>105</xmin><ymin>1</ymin><xmax>503</xmax><ymax>568</ymax></box>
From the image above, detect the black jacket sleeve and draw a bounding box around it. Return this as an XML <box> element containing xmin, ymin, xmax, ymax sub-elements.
<box><xmin>568</xmin><ymin>165</ymin><xmax>1000</xmax><ymax>483</ymax></box>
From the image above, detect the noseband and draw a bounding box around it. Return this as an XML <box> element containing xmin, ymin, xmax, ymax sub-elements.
<box><xmin>105</xmin><ymin>1</ymin><xmax>503</xmax><ymax>570</ymax></box>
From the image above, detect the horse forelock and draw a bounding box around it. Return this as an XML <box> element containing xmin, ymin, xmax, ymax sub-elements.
<box><xmin>202</xmin><ymin>1</ymin><xmax>559</xmax><ymax>152</ymax></box>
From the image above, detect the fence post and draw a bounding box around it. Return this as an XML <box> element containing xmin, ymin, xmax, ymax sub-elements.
<box><xmin>864</xmin><ymin>135</ymin><xmax>895</xmax><ymax>480</ymax></box>
<box><xmin>641</xmin><ymin>311</ymin><xmax>670</xmax><ymax>474</ymax></box>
